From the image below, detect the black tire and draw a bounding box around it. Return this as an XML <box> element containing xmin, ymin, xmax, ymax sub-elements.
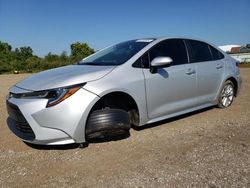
<box><xmin>217</xmin><ymin>80</ymin><xmax>235</xmax><ymax>108</ymax></box>
<box><xmin>85</xmin><ymin>109</ymin><xmax>130</xmax><ymax>140</ymax></box>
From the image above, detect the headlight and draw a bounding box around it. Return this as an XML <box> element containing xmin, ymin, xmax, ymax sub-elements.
<box><xmin>10</xmin><ymin>83</ymin><xmax>85</xmax><ymax>107</ymax></box>
<box><xmin>46</xmin><ymin>86</ymin><xmax>82</xmax><ymax>107</ymax></box>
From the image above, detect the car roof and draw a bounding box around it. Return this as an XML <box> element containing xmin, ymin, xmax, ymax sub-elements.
<box><xmin>137</xmin><ymin>36</ymin><xmax>207</xmax><ymax>42</ymax></box>
<box><xmin>135</xmin><ymin>36</ymin><xmax>225</xmax><ymax>54</ymax></box>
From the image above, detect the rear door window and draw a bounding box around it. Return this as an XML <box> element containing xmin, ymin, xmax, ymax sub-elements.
<box><xmin>187</xmin><ymin>40</ymin><xmax>213</xmax><ymax>63</ymax></box>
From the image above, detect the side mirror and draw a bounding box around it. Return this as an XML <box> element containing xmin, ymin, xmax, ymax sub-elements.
<box><xmin>150</xmin><ymin>56</ymin><xmax>173</xmax><ymax>73</ymax></box>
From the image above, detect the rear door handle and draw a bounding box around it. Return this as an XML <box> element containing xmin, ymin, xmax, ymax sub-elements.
<box><xmin>186</xmin><ymin>68</ymin><xmax>196</xmax><ymax>75</ymax></box>
<box><xmin>216</xmin><ymin>64</ymin><xmax>223</xmax><ymax>69</ymax></box>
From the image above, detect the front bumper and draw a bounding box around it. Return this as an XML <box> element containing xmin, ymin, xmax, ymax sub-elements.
<box><xmin>6</xmin><ymin>86</ymin><xmax>99</xmax><ymax>145</ymax></box>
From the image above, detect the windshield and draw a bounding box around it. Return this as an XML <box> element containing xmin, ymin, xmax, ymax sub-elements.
<box><xmin>78</xmin><ymin>39</ymin><xmax>154</xmax><ymax>66</ymax></box>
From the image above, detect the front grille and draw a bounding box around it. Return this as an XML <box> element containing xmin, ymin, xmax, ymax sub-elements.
<box><xmin>6</xmin><ymin>101</ymin><xmax>35</xmax><ymax>140</ymax></box>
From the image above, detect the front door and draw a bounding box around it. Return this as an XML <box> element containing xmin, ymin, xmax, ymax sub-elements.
<box><xmin>142</xmin><ymin>39</ymin><xmax>197</xmax><ymax>120</ymax></box>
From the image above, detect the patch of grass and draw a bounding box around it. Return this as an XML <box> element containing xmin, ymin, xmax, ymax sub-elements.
<box><xmin>239</xmin><ymin>62</ymin><xmax>250</xmax><ymax>68</ymax></box>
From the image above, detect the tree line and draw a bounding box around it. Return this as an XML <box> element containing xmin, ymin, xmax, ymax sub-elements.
<box><xmin>0</xmin><ymin>41</ymin><xmax>95</xmax><ymax>74</ymax></box>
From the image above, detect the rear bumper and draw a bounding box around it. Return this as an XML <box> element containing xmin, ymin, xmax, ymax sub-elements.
<box><xmin>6</xmin><ymin>86</ymin><xmax>99</xmax><ymax>145</ymax></box>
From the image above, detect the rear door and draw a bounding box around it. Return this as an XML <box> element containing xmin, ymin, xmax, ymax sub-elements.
<box><xmin>186</xmin><ymin>40</ymin><xmax>225</xmax><ymax>105</ymax></box>
<box><xmin>142</xmin><ymin>39</ymin><xmax>197</xmax><ymax>120</ymax></box>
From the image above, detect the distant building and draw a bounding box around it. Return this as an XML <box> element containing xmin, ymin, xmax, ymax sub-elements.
<box><xmin>219</xmin><ymin>45</ymin><xmax>248</xmax><ymax>53</ymax></box>
<box><xmin>219</xmin><ymin>45</ymin><xmax>241</xmax><ymax>53</ymax></box>
<box><xmin>219</xmin><ymin>45</ymin><xmax>250</xmax><ymax>62</ymax></box>
<box><xmin>230</xmin><ymin>47</ymin><xmax>241</xmax><ymax>53</ymax></box>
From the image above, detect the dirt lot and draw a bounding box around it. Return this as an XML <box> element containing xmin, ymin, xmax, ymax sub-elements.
<box><xmin>0</xmin><ymin>69</ymin><xmax>249</xmax><ymax>187</ymax></box>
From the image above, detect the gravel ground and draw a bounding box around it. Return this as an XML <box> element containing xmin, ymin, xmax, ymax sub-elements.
<box><xmin>0</xmin><ymin>69</ymin><xmax>249</xmax><ymax>187</ymax></box>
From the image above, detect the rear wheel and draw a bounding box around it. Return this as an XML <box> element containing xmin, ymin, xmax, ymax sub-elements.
<box><xmin>85</xmin><ymin>109</ymin><xmax>131</xmax><ymax>141</ymax></box>
<box><xmin>217</xmin><ymin>80</ymin><xmax>235</xmax><ymax>108</ymax></box>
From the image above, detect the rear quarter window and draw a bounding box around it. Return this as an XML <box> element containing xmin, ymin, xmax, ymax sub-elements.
<box><xmin>209</xmin><ymin>45</ymin><xmax>225</xmax><ymax>60</ymax></box>
<box><xmin>187</xmin><ymin>40</ymin><xmax>213</xmax><ymax>63</ymax></box>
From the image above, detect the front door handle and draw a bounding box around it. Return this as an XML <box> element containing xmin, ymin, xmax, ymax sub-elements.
<box><xmin>186</xmin><ymin>68</ymin><xmax>196</xmax><ymax>75</ymax></box>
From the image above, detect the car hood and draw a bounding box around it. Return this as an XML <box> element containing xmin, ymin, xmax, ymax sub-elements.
<box><xmin>15</xmin><ymin>65</ymin><xmax>116</xmax><ymax>91</ymax></box>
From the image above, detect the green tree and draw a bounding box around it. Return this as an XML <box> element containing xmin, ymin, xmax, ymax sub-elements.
<box><xmin>44</xmin><ymin>52</ymin><xmax>59</xmax><ymax>62</ymax></box>
<box><xmin>0</xmin><ymin>41</ymin><xmax>12</xmax><ymax>53</ymax></box>
<box><xmin>15</xmin><ymin>47</ymin><xmax>33</xmax><ymax>61</ymax></box>
<box><xmin>70</xmin><ymin>42</ymin><xmax>94</xmax><ymax>62</ymax></box>
<box><xmin>244</xmin><ymin>44</ymin><xmax>250</xmax><ymax>53</ymax></box>
<box><xmin>0</xmin><ymin>41</ymin><xmax>13</xmax><ymax>73</ymax></box>
<box><xmin>12</xmin><ymin>46</ymin><xmax>33</xmax><ymax>71</ymax></box>
<box><xmin>25</xmin><ymin>56</ymin><xmax>41</xmax><ymax>72</ymax></box>
<box><xmin>60</xmin><ymin>51</ymin><xmax>70</xmax><ymax>64</ymax></box>
<box><xmin>0</xmin><ymin>40</ymin><xmax>95</xmax><ymax>74</ymax></box>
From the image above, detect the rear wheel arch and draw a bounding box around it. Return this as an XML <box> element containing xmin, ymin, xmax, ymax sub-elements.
<box><xmin>217</xmin><ymin>80</ymin><xmax>235</xmax><ymax>108</ymax></box>
<box><xmin>226</xmin><ymin>77</ymin><xmax>238</xmax><ymax>97</ymax></box>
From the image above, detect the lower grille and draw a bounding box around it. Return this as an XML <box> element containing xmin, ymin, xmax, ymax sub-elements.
<box><xmin>6</xmin><ymin>101</ymin><xmax>35</xmax><ymax>140</ymax></box>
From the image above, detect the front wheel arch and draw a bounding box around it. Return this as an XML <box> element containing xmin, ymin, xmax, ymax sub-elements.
<box><xmin>85</xmin><ymin>91</ymin><xmax>140</xmax><ymax>140</ymax></box>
